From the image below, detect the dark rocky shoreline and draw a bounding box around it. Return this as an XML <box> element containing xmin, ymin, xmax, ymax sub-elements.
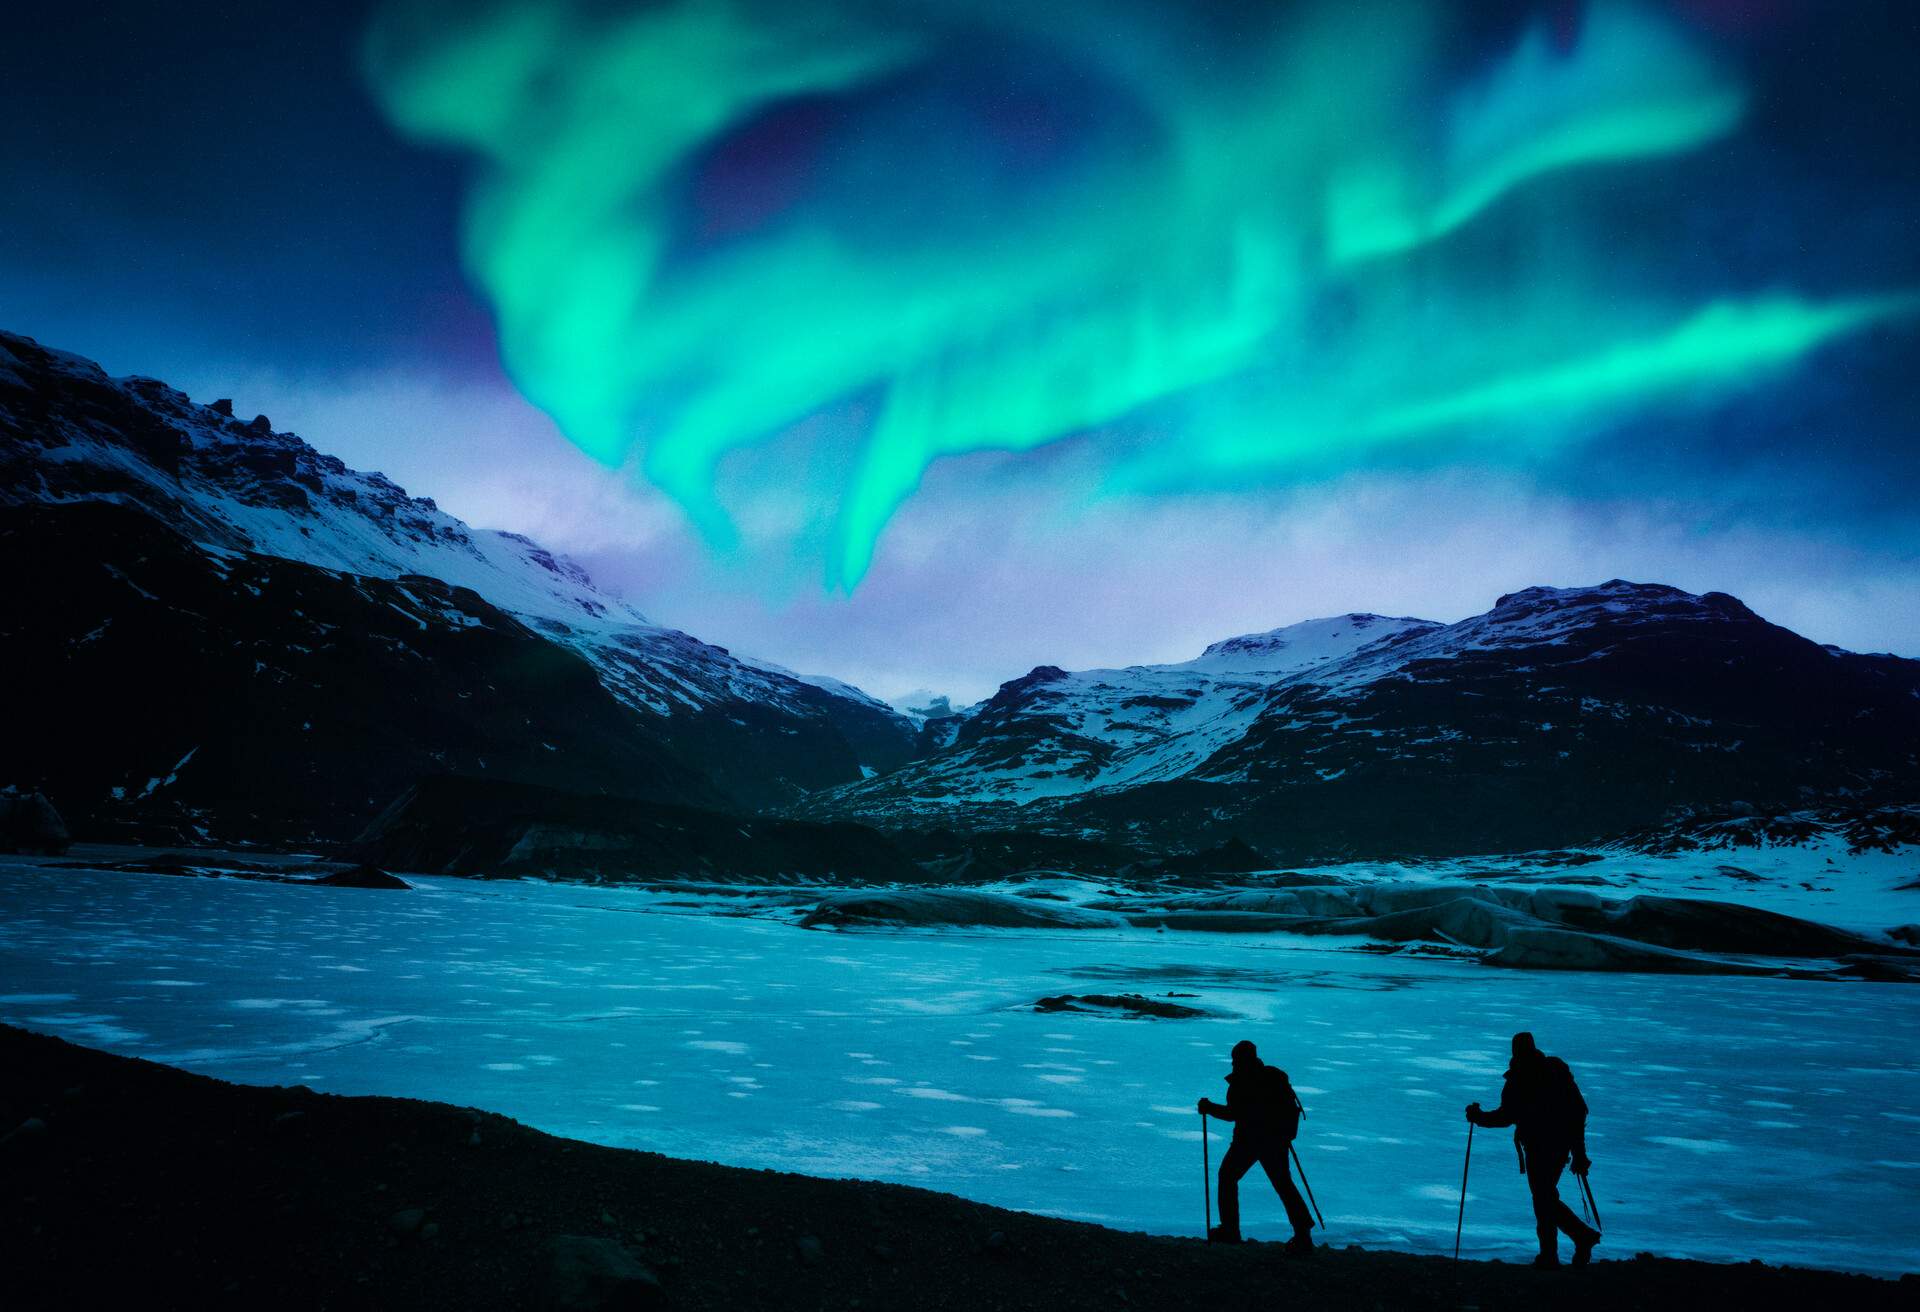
<box><xmin>2</xmin><ymin>1025</ymin><xmax>1911</xmax><ymax>1310</ymax></box>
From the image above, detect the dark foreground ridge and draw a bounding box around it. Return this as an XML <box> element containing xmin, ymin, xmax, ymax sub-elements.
<box><xmin>2</xmin><ymin>1027</ymin><xmax>1910</xmax><ymax>1311</ymax></box>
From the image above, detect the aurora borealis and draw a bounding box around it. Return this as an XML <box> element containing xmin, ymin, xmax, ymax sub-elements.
<box><xmin>363</xmin><ymin>0</ymin><xmax>1917</xmax><ymax>590</ymax></box>
<box><xmin>3</xmin><ymin>0</ymin><xmax>1918</xmax><ymax>698</ymax></box>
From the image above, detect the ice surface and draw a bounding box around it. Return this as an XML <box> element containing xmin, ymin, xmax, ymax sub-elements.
<box><xmin>1</xmin><ymin>862</ymin><xmax>1915</xmax><ymax>1274</ymax></box>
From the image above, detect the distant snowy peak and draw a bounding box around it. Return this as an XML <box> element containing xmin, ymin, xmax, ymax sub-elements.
<box><xmin>801</xmin><ymin>614</ymin><xmax>1448</xmax><ymax>812</ymax></box>
<box><xmin>1301</xmin><ymin>579</ymin><xmax>1784</xmax><ymax>693</ymax></box>
<box><xmin>1186</xmin><ymin>585</ymin><xmax>1765</xmax><ymax>693</ymax></box>
<box><xmin>1488</xmin><ymin>579</ymin><xmax>1759</xmax><ymax>634</ymax></box>
<box><xmin>1189</xmin><ymin>587</ymin><xmax>1748</xmax><ymax>684</ymax></box>
<box><xmin>1191</xmin><ymin>613</ymin><xmax>1441</xmax><ymax>674</ymax></box>
<box><xmin>889</xmin><ymin>689</ymin><xmax>967</xmax><ymax>722</ymax></box>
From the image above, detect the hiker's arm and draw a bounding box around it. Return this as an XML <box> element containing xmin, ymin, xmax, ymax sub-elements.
<box><xmin>1467</xmin><ymin>1097</ymin><xmax>1514</xmax><ymax>1128</ymax></box>
<box><xmin>1473</xmin><ymin>1073</ymin><xmax>1522</xmax><ymax>1128</ymax></box>
<box><xmin>1198</xmin><ymin>1097</ymin><xmax>1234</xmax><ymax>1121</ymax></box>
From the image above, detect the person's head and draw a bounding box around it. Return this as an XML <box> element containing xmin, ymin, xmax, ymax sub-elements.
<box><xmin>1511</xmin><ymin>1031</ymin><xmax>1540</xmax><ymax>1064</ymax></box>
<box><xmin>1231</xmin><ymin>1039</ymin><xmax>1259</xmax><ymax>1070</ymax></box>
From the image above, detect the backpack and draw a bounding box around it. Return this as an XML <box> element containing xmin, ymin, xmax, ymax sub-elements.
<box><xmin>1541</xmin><ymin>1056</ymin><xmax>1588</xmax><ymax>1136</ymax></box>
<box><xmin>1262</xmin><ymin>1065</ymin><xmax>1303</xmax><ymax>1140</ymax></box>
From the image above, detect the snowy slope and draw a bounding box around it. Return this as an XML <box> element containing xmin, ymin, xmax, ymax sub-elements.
<box><xmin>0</xmin><ymin>330</ymin><xmax>916</xmax><ymax>807</ymax></box>
<box><xmin>4</xmin><ymin>337</ymin><xmax>641</xmax><ymax>625</ymax></box>
<box><xmin>808</xmin><ymin>613</ymin><xmax>1437</xmax><ymax>811</ymax></box>
<box><xmin>1188</xmin><ymin>612</ymin><xmax>1441</xmax><ymax>674</ymax></box>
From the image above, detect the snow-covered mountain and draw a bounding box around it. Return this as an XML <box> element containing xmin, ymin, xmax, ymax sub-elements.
<box><xmin>819</xmin><ymin>614</ymin><xmax>1436</xmax><ymax>810</ymax></box>
<box><xmin>0</xmin><ymin>330</ymin><xmax>915</xmax><ymax>836</ymax></box>
<box><xmin>1186</xmin><ymin>612</ymin><xmax>1441</xmax><ymax>675</ymax></box>
<box><xmin>803</xmin><ymin>582</ymin><xmax>1920</xmax><ymax>860</ymax></box>
<box><xmin>9</xmin><ymin>327</ymin><xmax>1917</xmax><ymax>862</ymax></box>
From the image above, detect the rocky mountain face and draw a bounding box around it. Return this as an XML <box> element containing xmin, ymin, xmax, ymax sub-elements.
<box><xmin>802</xmin><ymin>583</ymin><xmax>1920</xmax><ymax>862</ymax></box>
<box><xmin>0</xmin><ymin>330</ymin><xmax>915</xmax><ymax>842</ymax></box>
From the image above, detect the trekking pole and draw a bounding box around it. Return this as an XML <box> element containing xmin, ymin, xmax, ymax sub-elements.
<box><xmin>1201</xmin><ymin>1112</ymin><xmax>1212</xmax><ymax>1236</ymax></box>
<box><xmin>1453</xmin><ymin>1122</ymin><xmax>1474</xmax><ymax>1263</ymax></box>
<box><xmin>1290</xmin><ymin>1145</ymin><xmax>1326</xmax><ymax>1230</ymax></box>
<box><xmin>1579</xmin><ymin>1169</ymin><xmax>1603</xmax><ymax>1233</ymax></box>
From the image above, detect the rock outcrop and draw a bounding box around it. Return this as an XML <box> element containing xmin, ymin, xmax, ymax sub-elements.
<box><xmin>0</xmin><ymin>790</ymin><xmax>70</xmax><ymax>854</ymax></box>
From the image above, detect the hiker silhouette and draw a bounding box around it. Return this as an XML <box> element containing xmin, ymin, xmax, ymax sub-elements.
<box><xmin>1197</xmin><ymin>1039</ymin><xmax>1314</xmax><ymax>1252</ymax></box>
<box><xmin>1465</xmin><ymin>1031</ymin><xmax>1601</xmax><ymax>1267</ymax></box>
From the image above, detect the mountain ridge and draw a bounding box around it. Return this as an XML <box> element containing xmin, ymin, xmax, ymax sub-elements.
<box><xmin>0</xmin><ymin>329</ymin><xmax>918</xmax><ymax>832</ymax></box>
<box><xmin>801</xmin><ymin>580</ymin><xmax>1920</xmax><ymax>860</ymax></box>
<box><xmin>7</xmin><ymin>327</ymin><xmax>1917</xmax><ymax>860</ymax></box>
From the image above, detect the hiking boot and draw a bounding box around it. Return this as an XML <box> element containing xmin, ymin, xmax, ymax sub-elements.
<box><xmin>1207</xmin><ymin>1226</ymin><xmax>1242</xmax><ymax>1245</ymax></box>
<box><xmin>1531</xmin><ymin>1253</ymin><xmax>1561</xmax><ymax>1269</ymax></box>
<box><xmin>1572</xmin><ymin>1231</ymin><xmax>1600</xmax><ymax>1266</ymax></box>
<box><xmin>1285</xmin><ymin>1234</ymin><xmax>1315</xmax><ymax>1258</ymax></box>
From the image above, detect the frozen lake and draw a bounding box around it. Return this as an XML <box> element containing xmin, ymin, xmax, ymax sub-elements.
<box><xmin>2</xmin><ymin>862</ymin><xmax>1917</xmax><ymax>1275</ymax></box>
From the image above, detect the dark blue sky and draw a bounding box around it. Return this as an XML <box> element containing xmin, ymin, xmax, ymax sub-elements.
<box><xmin>0</xmin><ymin>2</ymin><xmax>491</xmax><ymax>378</ymax></box>
<box><xmin>5</xmin><ymin>2</ymin><xmax>1918</xmax><ymax>698</ymax></box>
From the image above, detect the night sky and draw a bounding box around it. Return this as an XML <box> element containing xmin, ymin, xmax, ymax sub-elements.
<box><xmin>5</xmin><ymin>1</ymin><xmax>1918</xmax><ymax>701</ymax></box>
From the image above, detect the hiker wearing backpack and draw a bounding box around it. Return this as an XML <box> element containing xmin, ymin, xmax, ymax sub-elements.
<box><xmin>1197</xmin><ymin>1039</ymin><xmax>1315</xmax><ymax>1253</ymax></box>
<box><xmin>1465</xmin><ymin>1031</ymin><xmax>1601</xmax><ymax>1268</ymax></box>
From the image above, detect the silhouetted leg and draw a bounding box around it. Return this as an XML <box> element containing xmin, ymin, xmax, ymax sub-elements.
<box><xmin>1526</xmin><ymin>1148</ymin><xmax>1564</xmax><ymax>1257</ymax></box>
<box><xmin>1256</xmin><ymin>1147</ymin><xmax>1314</xmax><ymax>1238</ymax></box>
<box><xmin>1217</xmin><ymin>1138</ymin><xmax>1257</xmax><ymax>1237</ymax></box>
<box><xmin>1526</xmin><ymin>1145</ymin><xmax>1597</xmax><ymax>1258</ymax></box>
<box><xmin>1553</xmin><ymin>1193</ymin><xmax>1593</xmax><ymax>1243</ymax></box>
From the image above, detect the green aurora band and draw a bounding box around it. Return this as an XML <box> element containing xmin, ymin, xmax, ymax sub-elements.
<box><xmin>363</xmin><ymin>0</ymin><xmax>1919</xmax><ymax>590</ymax></box>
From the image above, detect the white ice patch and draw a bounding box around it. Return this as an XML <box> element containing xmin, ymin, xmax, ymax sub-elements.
<box><xmin>1647</xmin><ymin>1136</ymin><xmax>1736</xmax><ymax>1154</ymax></box>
